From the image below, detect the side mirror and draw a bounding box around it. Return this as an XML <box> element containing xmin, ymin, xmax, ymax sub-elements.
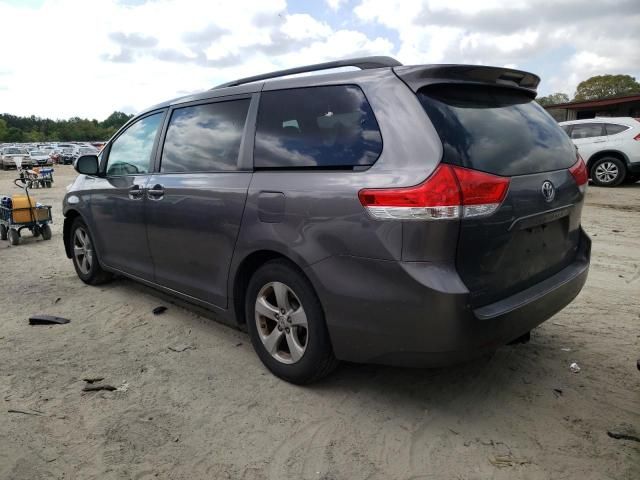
<box><xmin>75</xmin><ymin>155</ymin><xmax>99</xmax><ymax>175</ymax></box>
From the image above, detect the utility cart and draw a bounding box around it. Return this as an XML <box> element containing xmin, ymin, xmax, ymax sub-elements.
<box><xmin>0</xmin><ymin>176</ymin><xmax>53</xmax><ymax>246</ymax></box>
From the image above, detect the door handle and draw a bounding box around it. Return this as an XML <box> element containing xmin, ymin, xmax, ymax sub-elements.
<box><xmin>147</xmin><ymin>184</ymin><xmax>164</xmax><ymax>200</ymax></box>
<box><xmin>128</xmin><ymin>185</ymin><xmax>144</xmax><ymax>200</ymax></box>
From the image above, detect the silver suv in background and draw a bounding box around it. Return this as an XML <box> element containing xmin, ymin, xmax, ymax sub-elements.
<box><xmin>64</xmin><ymin>57</ymin><xmax>590</xmax><ymax>384</ymax></box>
<box><xmin>560</xmin><ymin>117</ymin><xmax>640</xmax><ymax>186</ymax></box>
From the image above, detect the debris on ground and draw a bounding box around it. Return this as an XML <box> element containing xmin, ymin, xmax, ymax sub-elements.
<box><xmin>489</xmin><ymin>455</ymin><xmax>531</xmax><ymax>468</ymax></box>
<box><xmin>152</xmin><ymin>306</ymin><xmax>167</xmax><ymax>315</ymax></box>
<box><xmin>8</xmin><ymin>408</ymin><xmax>44</xmax><ymax>416</ymax></box>
<box><xmin>570</xmin><ymin>362</ymin><xmax>581</xmax><ymax>373</ymax></box>
<box><xmin>553</xmin><ymin>388</ymin><xmax>563</xmax><ymax>398</ymax></box>
<box><xmin>116</xmin><ymin>381</ymin><xmax>129</xmax><ymax>392</ymax></box>
<box><xmin>54</xmin><ymin>297</ymin><xmax>61</xmax><ymax>304</ymax></box>
<box><xmin>607</xmin><ymin>424</ymin><xmax>640</xmax><ymax>443</ymax></box>
<box><xmin>82</xmin><ymin>377</ymin><xmax>104</xmax><ymax>384</ymax></box>
<box><xmin>168</xmin><ymin>344</ymin><xmax>194</xmax><ymax>352</ymax></box>
<box><xmin>29</xmin><ymin>315</ymin><xmax>70</xmax><ymax>325</ymax></box>
<box><xmin>561</xmin><ymin>347</ymin><xmax>571</xmax><ymax>352</ymax></box>
<box><xmin>235</xmin><ymin>342</ymin><xmax>243</xmax><ymax>347</ymax></box>
<box><xmin>82</xmin><ymin>384</ymin><xmax>117</xmax><ymax>392</ymax></box>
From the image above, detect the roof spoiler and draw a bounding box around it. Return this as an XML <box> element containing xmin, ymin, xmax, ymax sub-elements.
<box><xmin>213</xmin><ymin>56</ymin><xmax>402</xmax><ymax>89</ymax></box>
<box><xmin>394</xmin><ymin>64</ymin><xmax>540</xmax><ymax>97</ymax></box>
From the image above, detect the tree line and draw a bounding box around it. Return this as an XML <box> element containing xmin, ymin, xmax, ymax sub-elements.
<box><xmin>537</xmin><ymin>74</ymin><xmax>640</xmax><ymax>106</ymax></box>
<box><xmin>0</xmin><ymin>111</ymin><xmax>133</xmax><ymax>143</ymax></box>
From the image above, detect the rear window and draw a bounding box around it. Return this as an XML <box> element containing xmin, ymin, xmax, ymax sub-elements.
<box><xmin>254</xmin><ymin>85</ymin><xmax>382</xmax><ymax>169</ymax></box>
<box><xmin>417</xmin><ymin>85</ymin><xmax>576</xmax><ymax>176</ymax></box>
<box><xmin>605</xmin><ymin>123</ymin><xmax>629</xmax><ymax>135</ymax></box>
<box><xmin>161</xmin><ymin>99</ymin><xmax>250</xmax><ymax>172</ymax></box>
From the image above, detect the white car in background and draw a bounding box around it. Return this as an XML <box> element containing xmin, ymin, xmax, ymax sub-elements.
<box><xmin>560</xmin><ymin>117</ymin><xmax>640</xmax><ymax>187</ymax></box>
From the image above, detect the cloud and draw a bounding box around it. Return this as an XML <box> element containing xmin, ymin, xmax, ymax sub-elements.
<box><xmin>326</xmin><ymin>0</ymin><xmax>346</xmax><ymax>11</ymax></box>
<box><xmin>108</xmin><ymin>31</ymin><xmax>158</xmax><ymax>48</ymax></box>
<box><xmin>354</xmin><ymin>0</ymin><xmax>640</xmax><ymax>96</ymax></box>
<box><xmin>0</xmin><ymin>0</ymin><xmax>637</xmax><ymax>120</ymax></box>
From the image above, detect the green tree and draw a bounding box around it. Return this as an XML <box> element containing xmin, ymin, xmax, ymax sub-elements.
<box><xmin>0</xmin><ymin>118</ymin><xmax>7</xmax><ymax>140</ymax></box>
<box><xmin>574</xmin><ymin>74</ymin><xmax>640</xmax><ymax>101</ymax></box>
<box><xmin>537</xmin><ymin>92</ymin><xmax>570</xmax><ymax>106</ymax></box>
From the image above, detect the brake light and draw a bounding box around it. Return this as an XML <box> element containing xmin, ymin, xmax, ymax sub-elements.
<box><xmin>358</xmin><ymin>164</ymin><xmax>510</xmax><ymax>220</ymax></box>
<box><xmin>569</xmin><ymin>154</ymin><xmax>588</xmax><ymax>194</ymax></box>
<box><xmin>633</xmin><ymin>133</ymin><xmax>640</xmax><ymax>141</ymax></box>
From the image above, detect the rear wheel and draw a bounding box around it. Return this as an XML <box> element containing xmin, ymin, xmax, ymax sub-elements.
<box><xmin>245</xmin><ymin>260</ymin><xmax>338</xmax><ymax>384</ymax></box>
<box><xmin>70</xmin><ymin>218</ymin><xmax>112</xmax><ymax>285</ymax></box>
<box><xmin>591</xmin><ymin>157</ymin><xmax>626</xmax><ymax>187</ymax></box>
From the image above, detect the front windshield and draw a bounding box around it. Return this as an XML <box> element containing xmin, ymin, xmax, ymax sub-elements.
<box><xmin>6</xmin><ymin>148</ymin><xmax>26</xmax><ymax>155</ymax></box>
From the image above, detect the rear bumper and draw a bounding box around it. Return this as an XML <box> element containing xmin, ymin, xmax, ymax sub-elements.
<box><xmin>307</xmin><ymin>229</ymin><xmax>590</xmax><ymax>367</ymax></box>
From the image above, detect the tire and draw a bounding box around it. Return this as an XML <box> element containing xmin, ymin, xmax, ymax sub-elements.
<box><xmin>0</xmin><ymin>224</ymin><xmax>7</xmax><ymax>241</ymax></box>
<box><xmin>8</xmin><ymin>229</ymin><xmax>20</xmax><ymax>246</ymax></box>
<box><xmin>41</xmin><ymin>224</ymin><xmax>52</xmax><ymax>241</ymax></box>
<box><xmin>70</xmin><ymin>218</ymin><xmax>112</xmax><ymax>285</ymax></box>
<box><xmin>624</xmin><ymin>174</ymin><xmax>639</xmax><ymax>184</ymax></box>
<box><xmin>245</xmin><ymin>260</ymin><xmax>338</xmax><ymax>384</ymax></box>
<box><xmin>591</xmin><ymin>157</ymin><xmax>626</xmax><ymax>187</ymax></box>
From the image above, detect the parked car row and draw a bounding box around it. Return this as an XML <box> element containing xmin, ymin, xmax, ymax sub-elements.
<box><xmin>560</xmin><ymin>117</ymin><xmax>640</xmax><ymax>187</ymax></box>
<box><xmin>0</xmin><ymin>142</ymin><xmax>101</xmax><ymax>170</ymax></box>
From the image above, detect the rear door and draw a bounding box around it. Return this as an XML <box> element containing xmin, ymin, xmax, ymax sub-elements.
<box><xmin>417</xmin><ymin>84</ymin><xmax>584</xmax><ymax>307</ymax></box>
<box><xmin>145</xmin><ymin>95</ymin><xmax>254</xmax><ymax>307</ymax></box>
<box><xmin>569</xmin><ymin>123</ymin><xmax>606</xmax><ymax>160</ymax></box>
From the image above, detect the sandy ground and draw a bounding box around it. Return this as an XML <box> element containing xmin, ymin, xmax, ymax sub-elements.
<box><xmin>0</xmin><ymin>165</ymin><xmax>638</xmax><ymax>480</ymax></box>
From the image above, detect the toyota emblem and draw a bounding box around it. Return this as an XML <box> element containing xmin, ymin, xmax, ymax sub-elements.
<box><xmin>541</xmin><ymin>180</ymin><xmax>555</xmax><ymax>202</ymax></box>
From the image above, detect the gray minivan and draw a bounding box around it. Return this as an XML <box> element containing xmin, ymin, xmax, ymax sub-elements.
<box><xmin>64</xmin><ymin>57</ymin><xmax>591</xmax><ymax>384</ymax></box>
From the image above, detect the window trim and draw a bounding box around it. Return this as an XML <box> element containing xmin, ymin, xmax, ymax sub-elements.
<box><xmin>153</xmin><ymin>93</ymin><xmax>257</xmax><ymax>175</ymax></box>
<box><xmin>101</xmin><ymin>109</ymin><xmax>167</xmax><ymax>177</ymax></box>
<box><xmin>252</xmin><ymin>83</ymin><xmax>383</xmax><ymax>171</ymax></box>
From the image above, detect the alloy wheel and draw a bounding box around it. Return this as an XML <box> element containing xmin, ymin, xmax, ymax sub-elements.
<box><xmin>594</xmin><ymin>161</ymin><xmax>619</xmax><ymax>184</ymax></box>
<box><xmin>73</xmin><ymin>227</ymin><xmax>93</xmax><ymax>275</ymax></box>
<box><xmin>254</xmin><ymin>281</ymin><xmax>308</xmax><ymax>364</ymax></box>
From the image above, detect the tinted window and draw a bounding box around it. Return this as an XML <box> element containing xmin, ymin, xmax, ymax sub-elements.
<box><xmin>605</xmin><ymin>123</ymin><xmax>629</xmax><ymax>135</ymax></box>
<box><xmin>418</xmin><ymin>85</ymin><xmax>576</xmax><ymax>176</ymax></box>
<box><xmin>106</xmin><ymin>112</ymin><xmax>163</xmax><ymax>176</ymax></box>
<box><xmin>570</xmin><ymin>124</ymin><xmax>604</xmax><ymax>139</ymax></box>
<box><xmin>254</xmin><ymin>85</ymin><xmax>382</xmax><ymax>169</ymax></box>
<box><xmin>161</xmin><ymin>99</ymin><xmax>250</xmax><ymax>173</ymax></box>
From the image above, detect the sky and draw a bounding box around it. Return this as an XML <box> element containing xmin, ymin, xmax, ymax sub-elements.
<box><xmin>0</xmin><ymin>0</ymin><xmax>638</xmax><ymax>120</ymax></box>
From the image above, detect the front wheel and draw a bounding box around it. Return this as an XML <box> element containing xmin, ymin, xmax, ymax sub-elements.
<box><xmin>70</xmin><ymin>218</ymin><xmax>112</xmax><ymax>285</ymax></box>
<box><xmin>591</xmin><ymin>157</ymin><xmax>626</xmax><ymax>187</ymax></box>
<box><xmin>8</xmin><ymin>229</ymin><xmax>19</xmax><ymax>246</ymax></box>
<box><xmin>41</xmin><ymin>224</ymin><xmax>52</xmax><ymax>241</ymax></box>
<box><xmin>245</xmin><ymin>260</ymin><xmax>338</xmax><ymax>384</ymax></box>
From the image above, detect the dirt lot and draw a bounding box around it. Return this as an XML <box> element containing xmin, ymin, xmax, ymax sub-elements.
<box><xmin>0</xmin><ymin>165</ymin><xmax>638</xmax><ymax>480</ymax></box>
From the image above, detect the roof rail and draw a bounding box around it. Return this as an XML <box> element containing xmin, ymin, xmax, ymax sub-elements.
<box><xmin>213</xmin><ymin>56</ymin><xmax>402</xmax><ymax>89</ymax></box>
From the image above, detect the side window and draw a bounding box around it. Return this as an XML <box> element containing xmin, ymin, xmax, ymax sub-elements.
<box><xmin>161</xmin><ymin>99</ymin><xmax>250</xmax><ymax>173</ymax></box>
<box><xmin>254</xmin><ymin>85</ymin><xmax>382</xmax><ymax>169</ymax></box>
<box><xmin>570</xmin><ymin>123</ymin><xmax>604</xmax><ymax>139</ymax></box>
<box><xmin>106</xmin><ymin>112</ymin><xmax>164</xmax><ymax>176</ymax></box>
<box><xmin>561</xmin><ymin>125</ymin><xmax>571</xmax><ymax>135</ymax></box>
<box><xmin>605</xmin><ymin>124</ymin><xmax>629</xmax><ymax>135</ymax></box>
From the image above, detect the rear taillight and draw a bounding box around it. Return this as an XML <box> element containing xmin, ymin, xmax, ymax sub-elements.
<box><xmin>569</xmin><ymin>154</ymin><xmax>588</xmax><ymax>194</ymax></box>
<box><xmin>633</xmin><ymin>133</ymin><xmax>640</xmax><ymax>141</ymax></box>
<box><xmin>358</xmin><ymin>164</ymin><xmax>510</xmax><ymax>220</ymax></box>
